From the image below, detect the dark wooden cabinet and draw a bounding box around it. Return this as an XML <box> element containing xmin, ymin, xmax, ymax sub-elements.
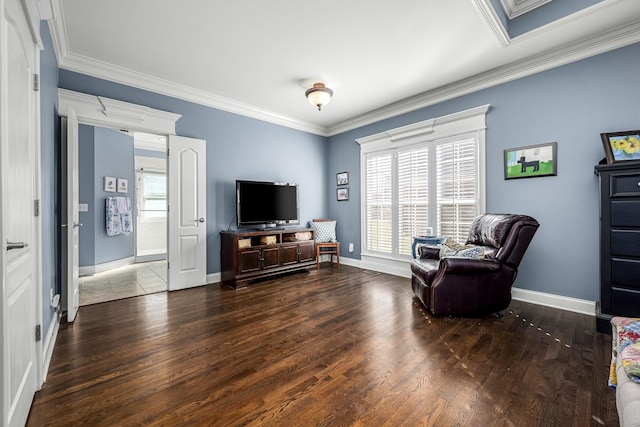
<box><xmin>595</xmin><ymin>162</ymin><xmax>640</xmax><ymax>331</ymax></box>
<box><xmin>220</xmin><ymin>228</ymin><xmax>316</xmax><ymax>289</ymax></box>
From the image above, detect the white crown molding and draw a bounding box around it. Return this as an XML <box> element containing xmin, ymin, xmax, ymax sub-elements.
<box><xmin>473</xmin><ymin>0</ymin><xmax>511</xmax><ymax>47</ymax></box>
<box><xmin>36</xmin><ymin>0</ymin><xmax>54</xmax><ymax>20</ymax></box>
<box><xmin>58</xmin><ymin>88</ymin><xmax>182</xmax><ymax>135</ymax></box>
<box><xmin>474</xmin><ymin>0</ymin><xmax>620</xmax><ymax>47</ymax></box>
<box><xmin>356</xmin><ymin>104</ymin><xmax>490</xmax><ymax>153</ymax></box>
<box><xmin>326</xmin><ymin>19</ymin><xmax>640</xmax><ymax>136</ymax></box>
<box><xmin>48</xmin><ymin>0</ymin><xmax>640</xmax><ymax>139</ymax></box>
<box><xmin>500</xmin><ymin>0</ymin><xmax>553</xmax><ymax>20</ymax></box>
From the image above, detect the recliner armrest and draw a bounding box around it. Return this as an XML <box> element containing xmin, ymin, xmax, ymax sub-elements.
<box><xmin>438</xmin><ymin>257</ymin><xmax>502</xmax><ymax>274</ymax></box>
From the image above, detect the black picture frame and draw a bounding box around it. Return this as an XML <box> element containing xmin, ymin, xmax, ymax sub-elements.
<box><xmin>600</xmin><ymin>130</ymin><xmax>640</xmax><ymax>164</ymax></box>
<box><xmin>337</xmin><ymin>187</ymin><xmax>349</xmax><ymax>201</ymax></box>
<box><xmin>336</xmin><ymin>171</ymin><xmax>349</xmax><ymax>186</ymax></box>
<box><xmin>504</xmin><ymin>142</ymin><xmax>557</xmax><ymax>180</ymax></box>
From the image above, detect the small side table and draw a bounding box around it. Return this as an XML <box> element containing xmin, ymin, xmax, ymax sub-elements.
<box><xmin>411</xmin><ymin>236</ymin><xmax>445</xmax><ymax>259</ymax></box>
<box><xmin>316</xmin><ymin>241</ymin><xmax>340</xmax><ymax>269</ymax></box>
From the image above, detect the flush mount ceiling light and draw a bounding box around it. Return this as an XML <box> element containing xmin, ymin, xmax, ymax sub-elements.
<box><xmin>305</xmin><ymin>82</ymin><xmax>333</xmax><ymax>111</ymax></box>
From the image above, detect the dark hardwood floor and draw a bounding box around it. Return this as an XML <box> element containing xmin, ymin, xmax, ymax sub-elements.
<box><xmin>27</xmin><ymin>266</ymin><xmax>618</xmax><ymax>426</ymax></box>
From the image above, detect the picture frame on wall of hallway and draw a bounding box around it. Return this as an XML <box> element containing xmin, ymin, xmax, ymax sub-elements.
<box><xmin>600</xmin><ymin>130</ymin><xmax>640</xmax><ymax>164</ymax></box>
<box><xmin>117</xmin><ymin>178</ymin><xmax>129</xmax><ymax>193</ymax></box>
<box><xmin>104</xmin><ymin>176</ymin><xmax>116</xmax><ymax>192</ymax></box>
<box><xmin>504</xmin><ymin>142</ymin><xmax>557</xmax><ymax>180</ymax></box>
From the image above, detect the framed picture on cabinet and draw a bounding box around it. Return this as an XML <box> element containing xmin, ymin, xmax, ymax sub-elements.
<box><xmin>600</xmin><ymin>130</ymin><xmax>640</xmax><ymax>164</ymax></box>
<box><xmin>504</xmin><ymin>142</ymin><xmax>557</xmax><ymax>180</ymax></box>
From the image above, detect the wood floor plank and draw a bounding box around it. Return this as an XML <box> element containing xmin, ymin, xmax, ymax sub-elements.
<box><xmin>27</xmin><ymin>266</ymin><xmax>619</xmax><ymax>426</ymax></box>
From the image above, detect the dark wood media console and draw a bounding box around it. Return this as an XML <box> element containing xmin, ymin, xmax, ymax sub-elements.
<box><xmin>220</xmin><ymin>228</ymin><xmax>316</xmax><ymax>289</ymax></box>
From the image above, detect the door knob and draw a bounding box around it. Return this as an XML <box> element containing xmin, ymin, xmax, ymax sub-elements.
<box><xmin>197</xmin><ymin>218</ymin><xmax>205</xmax><ymax>223</ymax></box>
<box><xmin>73</xmin><ymin>222</ymin><xmax>83</xmax><ymax>228</ymax></box>
<box><xmin>6</xmin><ymin>241</ymin><xmax>28</xmax><ymax>251</ymax></box>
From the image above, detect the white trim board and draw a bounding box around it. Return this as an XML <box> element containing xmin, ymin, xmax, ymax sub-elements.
<box><xmin>79</xmin><ymin>256</ymin><xmax>135</xmax><ymax>276</ymax></box>
<box><xmin>41</xmin><ymin>309</ymin><xmax>61</xmax><ymax>383</ymax></box>
<box><xmin>333</xmin><ymin>259</ymin><xmax>597</xmax><ymax>317</ymax></box>
<box><xmin>58</xmin><ymin>89</ymin><xmax>182</xmax><ymax>135</ymax></box>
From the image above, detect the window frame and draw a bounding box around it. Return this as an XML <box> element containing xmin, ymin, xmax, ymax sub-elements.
<box><xmin>356</xmin><ymin>105</ymin><xmax>489</xmax><ymax>276</ymax></box>
<box><xmin>137</xmin><ymin>170</ymin><xmax>167</xmax><ymax>222</ymax></box>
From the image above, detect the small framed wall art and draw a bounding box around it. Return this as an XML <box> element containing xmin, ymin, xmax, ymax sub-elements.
<box><xmin>600</xmin><ymin>130</ymin><xmax>640</xmax><ymax>164</ymax></box>
<box><xmin>104</xmin><ymin>176</ymin><xmax>116</xmax><ymax>192</ymax></box>
<box><xmin>504</xmin><ymin>142</ymin><xmax>557</xmax><ymax>180</ymax></box>
<box><xmin>336</xmin><ymin>171</ymin><xmax>349</xmax><ymax>186</ymax></box>
<box><xmin>337</xmin><ymin>187</ymin><xmax>349</xmax><ymax>201</ymax></box>
<box><xmin>117</xmin><ymin>178</ymin><xmax>129</xmax><ymax>193</ymax></box>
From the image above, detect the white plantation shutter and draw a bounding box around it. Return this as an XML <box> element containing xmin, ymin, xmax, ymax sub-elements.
<box><xmin>436</xmin><ymin>137</ymin><xmax>479</xmax><ymax>242</ymax></box>
<box><xmin>397</xmin><ymin>146</ymin><xmax>429</xmax><ymax>255</ymax></box>
<box><xmin>365</xmin><ymin>152</ymin><xmax>393</xmax><ymax>253</ymax></box>
<box><xmin>358</xmin><ymin>105</ymin><xmax>488</xmax><ymax>263</ymax></box>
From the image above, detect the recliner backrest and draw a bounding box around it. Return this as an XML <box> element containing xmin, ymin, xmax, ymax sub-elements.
<box><xmin>466</xmin><ymin>214</ymin><xmax>539</xmax><ymax>267</ymax></box>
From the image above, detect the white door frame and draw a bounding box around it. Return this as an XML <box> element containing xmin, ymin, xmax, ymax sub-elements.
<box><xmin>0</xmin><ymin>0</ymin><xmax>44</xmax><ymax>423</ymax></box>
<box><xmin>57</xmin><ymin>89</ymin><xmax>198</xmax><ymax>291</ymax></box>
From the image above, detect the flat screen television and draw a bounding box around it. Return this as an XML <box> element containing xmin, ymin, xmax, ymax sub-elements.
<box><xmin>236</xmin><ymin>180</ymin><xmax>300</xmax><ymax>229</ymax></box>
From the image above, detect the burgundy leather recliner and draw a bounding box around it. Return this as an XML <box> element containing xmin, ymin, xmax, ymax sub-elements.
<box><xmin>411</xmin><ymin>214</ymin><xmax>539</xmax><ymax>316</ymax></box>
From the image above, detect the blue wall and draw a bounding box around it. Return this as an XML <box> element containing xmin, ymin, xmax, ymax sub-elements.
<box><xmin>40</xmin><ymin>20</ymin><xmax>60</xmax><ymax>335</ymax></box>
<box><xmin>93</xmin><ymin>127</ymin><xmax>135</xmax><ymax>264</ymax></box>
<box><xmin>59</xmin><ymin>71</ymin><xmax>328</xmax><ymax>274</ymax></box>
<box><xmin>327</xmin><ymin>41</ymin><xmax>640</xmax><ymax>302</ymax></box>
<box><xmin>78</xmin><ymin>125</ymin><xmax>135</xmax><ymax>266</ymax></box>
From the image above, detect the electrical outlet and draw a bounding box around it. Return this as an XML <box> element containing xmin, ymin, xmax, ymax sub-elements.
<box><xmin>348</xmin><ymin>243</ymin><xmax>354</xmax><ymax>253</ymax></box>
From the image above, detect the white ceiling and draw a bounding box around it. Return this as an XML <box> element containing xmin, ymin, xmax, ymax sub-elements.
<box><xmin>50</xmin><ymin>0</ymin><xmax>640</xmax><ymax>136</ymax></box>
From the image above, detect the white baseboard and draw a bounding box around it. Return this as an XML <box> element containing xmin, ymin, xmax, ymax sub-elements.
<box><xmin>339</xmin><ymin>256</ymin><xmax>597</xmax><ymax>316</ymax></box>
<box><xmin>135</xmin><ymin>253</ymin><xmax>166</xmax><ymax>263</ymax></box>
<box><xmin>79</xmin><ymin>256</ymin><xmax>135</xmax><ymax>276</ymax></box>
<box><xmin>511</xmin><ymin>287</ymin><xmax>596</xmax><ymax>316</ymax></box>
<box><xmin>206</xmin><ymin>272</ymin><xmax>221</xmax><ymax>284</ymax></box>
<box><xmin>207</xmin><ymin>255</ymin><xmax>597</xmax><ymax>317</ymax></box>
<box><xmin>42</xmin><ymin>308</ymin><xmax>61</xmax><ymax>383</ymax></box>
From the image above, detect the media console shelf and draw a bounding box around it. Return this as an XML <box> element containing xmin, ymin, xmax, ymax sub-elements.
<box><xmin>220</xmin><ymin>228</ymin><xmax>316</xmax><ymax>289</ymax></box>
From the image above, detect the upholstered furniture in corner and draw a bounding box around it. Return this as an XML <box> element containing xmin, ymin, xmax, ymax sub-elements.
<box><xmin>410</xmin><ymin>213</ymin><xmax>539</xmax><ymax>316</ymax></box>
<box><xmin>610</xmin><ymin>317</ymin><xmax>640</xmax><ymax>427</ymax></box>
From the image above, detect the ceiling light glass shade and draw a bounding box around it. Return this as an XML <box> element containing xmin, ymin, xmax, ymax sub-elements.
<box><xmin>305</xmin><ymin>83</ymin><xmax>333</xmax><ymax>111</ymax></box>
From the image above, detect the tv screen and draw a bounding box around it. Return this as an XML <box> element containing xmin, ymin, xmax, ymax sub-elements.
<box><xmin>236</xmin><ymin>180</ymin><xmax>299</xmax><ymax>228</ymax></box>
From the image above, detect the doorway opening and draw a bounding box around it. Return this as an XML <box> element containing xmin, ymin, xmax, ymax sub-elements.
<box><xmin>134</xmin><ymin>132</ymin><xmax>167</xmax><ymax>262</ymax></box>
<box><xmin>77</xmin><ymin>130</ymin><xmax>168</xmax><ymax>306</ymax></box>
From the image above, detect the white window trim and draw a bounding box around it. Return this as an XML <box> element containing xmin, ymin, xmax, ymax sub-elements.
<box><xmin>356</xmin><ymin>104</ymin><xmax>490</xmax><ymax>274</ymax></box>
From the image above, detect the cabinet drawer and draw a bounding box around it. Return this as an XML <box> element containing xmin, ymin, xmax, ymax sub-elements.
<box><xmin>611</xmin><ymin>200</ymin><xmax>640</xmax><ymax>227</ymax></box>
<box><xmin>611</xmin><ymin>230</ymin><xmax>640</xmax><ymax>257</ymax></box>
<box><xmin>612</xmin><ymin>258</ymin><xmax>640</xmax><ymax>290</ymax></box>
<box><xmin>611</xmin><ymin>288</ymin><xmax>640</xmax><ymax>317</ymax></box>
<box><xmin>611</xmin><ymin>173</ymin><xmax>640</xmax><ymax>197</ymax></box>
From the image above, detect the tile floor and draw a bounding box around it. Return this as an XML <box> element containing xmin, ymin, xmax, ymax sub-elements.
<box><xmin>80</xmin><ymin>260</ymin><xmax>167</xmax><ymax>306</ymax></box>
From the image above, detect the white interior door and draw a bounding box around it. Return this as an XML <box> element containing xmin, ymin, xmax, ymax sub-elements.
<box><xmin>2</xmin><ymin>0</ymin><xmax>39</xmax><ymax>424</ymax></box>
<box><xmin>168</xmin><ymin>135</ymin><xmax>207</xmax><ymax>290</ymax></box>
<box><xmin>66</xmin><ymin>108</ymin><xmax>80</xmax><ymax>322</ymax></box>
